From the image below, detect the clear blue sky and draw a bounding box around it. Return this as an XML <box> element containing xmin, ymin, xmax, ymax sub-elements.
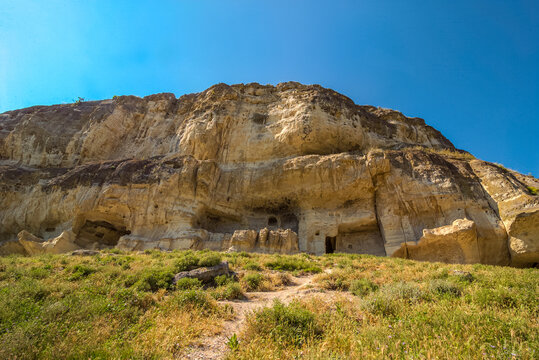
<box><xmin>1</xmin><ymin>0</ymin><xmax>538</xmax><ymax>175</ymax></box>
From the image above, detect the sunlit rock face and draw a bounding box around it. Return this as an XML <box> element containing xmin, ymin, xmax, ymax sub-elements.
<box><xmin>1</xmin><ymin>82</ymin><xmax>538</xmax><ymax>266</ymax></box>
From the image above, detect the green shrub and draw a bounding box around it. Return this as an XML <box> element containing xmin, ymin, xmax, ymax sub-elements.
<box><xmin>246</xmin><ymin>300</ymin><xmax>323</xmax><ymax>347</ymax></box>
<box><xmin>265</xmin><ymin>257</ymin><xmax>321</xmax><ymax>273</ymax></box>
<box><xmin>198</xmin><ymin>253</ymin><xmax>222</xmax><ymax>268</ymax></box>
<box><xmin>69</xmin><ymin>264</ymin><xmax>96</xmax><ymax>281</ymax></box>
<box><xmin>349</xmin><ymin>278</ymin><xmax>378</xmax><ymax>297</ymax></box>
<box><xmin>174</xmin><ymin>253</ymin><xmax>199</xmax><ymax>272</ymax></box>
<box><xmin>243</xmin><ymin>273</ymin><xmax>263</xmax><ymax>291</ymax></box>
<box><xmin>29</xmin><ymin>266</ymin><xmax>51</xmax><ymax>279</ymax></box>
<box><xmin>472</xmin><ymin>287</ymin><xmax>519</xmax><ymax>309</ymax></box>
<box><xmin>174</xmin><ymin>277</ymin><xmax>202</xmax><ymax>290</ymax></box>
<box><xmin>129</xmin><ymin>268</ymin><xmax>175</xmax><ymax>292</ymax></box>
<box><xmin>212</xmin><ymin>282</ymin><xmax>244</xmax><ymax>300</ymax></box>
<box><xmin>316</xmin><ymin>270</ymin><xmax>350</xmax><ymax>291</ymax></box>
<box><xmin>362</xmin><ymin>282</ymin><xmax>425</xmax><ymax>316</ymax></box>
<box><xmin>382</xmin><ymin>282</ymin><xmax>426</xmax><ymax>303</ymax></box>
<box><xmin>428</xmin><ymin>279</ymin><xmax>462</xmax><ymax>298</ymax></box>
<box><xmin>173</xmin><ymin>290</ymin><xmax>216</xmax><ymax>311</ymax></box>
<box><xmin>214</xmin><ymin>274</ymin><xmax>235</xmax><ymax>286</ymax></box>
<box><xmin>243</xmin><ymin>261</ymin><xmax>262</xmax><ymax>271</ymax></box>
<box><xmin>527</xmin><ymin>186</ymin><xmax>538</xmax><ymax>195</ymax></box>
<box><xmin>362</xmin><ymin>292</ymin><xmax>398</xmax><ymax>316</ymax></box>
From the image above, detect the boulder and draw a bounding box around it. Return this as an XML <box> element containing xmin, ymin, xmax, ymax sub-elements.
<box><xmin>392</xmin><ymin>219</ymin><xmax>481</xmax><ymax>264</ymax></box>
<box><xmin>505</xmin><ymin>210</ymin><xmax>539</xmax><ymax>267</ymax></box>
<box><xmin>71</xmin><ymin>249</ymin><xmax>100</xmax><ymax>256</ymax></box>
<box><xmin>18</xmin><ymin>230</ymin><xmax>80</xmax><ymax>255</ymax></box>
<box><xmin>172</xmin><ymin>261</ymin><xmax>231</xmax><ymax>285</ymax></box>
<box><xmin>0</xmin><ymin>240</ymin><xmax>27</xmax><ymax>255</ymax></box>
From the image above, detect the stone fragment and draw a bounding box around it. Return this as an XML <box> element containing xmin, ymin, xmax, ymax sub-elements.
<box><xmin>172</xmin><ymin>261</ymin><xmax>230</xmax><ymax>285</ymax></box>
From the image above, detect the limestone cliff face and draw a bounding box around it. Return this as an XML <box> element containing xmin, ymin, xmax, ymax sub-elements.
<box><xmin>1</xmin><ymin>82</ymin><xmax>537</xmax><ymax>266</ymax></box>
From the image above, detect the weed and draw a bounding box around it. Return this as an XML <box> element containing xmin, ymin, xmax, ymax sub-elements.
<box><xmin>173</xmin><ymin>290</ymin><xmax>216</xmax><ymax>311</ymax></box>
<box><xmin>242</xmin><ymin>273</ymin><xmax>263</xmax><ymax>291</ymax></box>
<box><xmin>427</xmin><ymin>279</ymin><xmax>461</xmax><ymax>298</ymax></box>
<box><xmin>349</xmin><ymin>278</ymin><xmax>378</xmax><ymax>297</ymax></box>
<box><xmin>361</xmin><ymin>292</ymin><xmax>398</xmax><ymax>316</ymax></box>
<box><xmin>315</xmin><ymin>269</ymin><xmax>350</xmax><ymax>290</ymax></box>
<box><xmin>212</xmin><ymin>282</ymin><xmax>244</xmax><ymax>300</ymax></box>
<box><xmin>227</xmin><ymin>333</ymin><xmax>240</xmax><ymax>352</ymax></box>
<box><xmin>244</xmin><ymin>300</ymin><xmax>323</xmax><ymax>347</ymax></box>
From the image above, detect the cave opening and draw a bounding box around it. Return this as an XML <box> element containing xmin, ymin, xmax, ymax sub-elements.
<box><xmin>268</xmin><ymin>216</ymin><xmax>278</xmax><ymax>227</ymax></box>
<box><xmin>76</xmin><ymin>220</ymin><xmax>130</xmax><ymax>248</ymax></box>
<box><xmin>325</xmin><ymin>236</ymin><xmax>336</xmax><ymax>254</ymax></box>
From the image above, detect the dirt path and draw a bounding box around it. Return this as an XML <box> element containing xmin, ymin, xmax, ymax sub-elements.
<box><xmin>181</xmin><ymin>274</ymin><xmax>320</xmax><ymax>360</ymax></box>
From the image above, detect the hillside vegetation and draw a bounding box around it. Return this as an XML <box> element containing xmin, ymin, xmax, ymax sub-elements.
<box><xmin>0</xmin><ymin>250</ymin><xmax>537</xmax><ymax>359</ymax></box>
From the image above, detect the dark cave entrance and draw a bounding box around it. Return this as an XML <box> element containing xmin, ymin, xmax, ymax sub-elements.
<box><xmin>325</xmin><ymin>236</ymin><xmax>336</xmax><ymax>254</ymax></box>
<box><xmin>268</xmin><ymin>216</ymin><xmax>278</xmax><ymax>227</ymax></box>
<box><xmin>77</xmin><ymin>220</ymin><xmax>130</xmax><ymax>247</ymax></box>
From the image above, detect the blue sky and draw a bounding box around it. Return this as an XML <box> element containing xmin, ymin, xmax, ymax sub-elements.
<box><xmin>1</xmin><ymin>0</ymin><xmax>538</xmax><ymax>175</ymax></box>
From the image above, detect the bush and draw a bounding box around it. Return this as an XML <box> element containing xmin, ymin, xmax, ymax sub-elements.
<box><xmin>214</xmin><ymin>274</ymin><xmax>235</xmax><ymax>287</ymax></box>
<box><xmin>362</xmin><ymin>292</ymin><xmax>398</xmax><ymax>317</ymax></box>
<box><xmin>245</xmin><ymin>300</ymin><xmax>322</xmax><ymax>347</ymax></box>
<box><xmin>265</xmin><ymin>256</ymin><xmax>321</xmax><ymax>273</ymax></box>
<box><xmin>472</xmin><ymin>287</ymin><xmax>519</xmax><ymax>309</ymax></box>
<box><xmin>29</xmin><ymin>266</ymin><xmax>50</xmax><ymax>279</ymax></box>
<box><xmin>173</xmin><ymin>290</ymin><xmax>216</xmax><ymax>311</ymax></box>
<box><xmin>129</xmin><ymin>268</ymin><xmax>175</xmax><ymax>292</ymax></box>
<box><xmin>268</xmin><ymin>272</ymin><xmax>293</xmax><ymax>288</ymax></box>
<box><xmin>69</xmin><ymin>264</ymin><xmax>96</xmax><ymax>281</ymax></box>
<box><xmin>382</xmin><ymin>282</ymin><xmax>425</xmax><ymax>303</ymax></box>
<box><xmin>174</xmin><ymin>253</ymin><xmax>199</xmax><ymax>272</ymax></box>
<box><xmin>527</xmin><ymin>186</ymin><xmax>538</xmax><ymax>195</ymax></box>
<box><xmin>198</xmin><ymin>253</ymin><xmax>222</xmax><ymax>268</ymax></box>
<box><xmin>428</xmin><ymin>279</ymin><xmax>462</xmax><ymax>298</ymax></box>
<box><xmin>212</xmin><ymin>282</ymin><xmax>244</xmax><ymax>300</ymax></box>
<box><xmin>243</xmin><ymin>273</ymin><xmax>263</xmax><ymax>291</ymax></box>
<box><xmin>349</xmin><ymin>278</ymin><xmax>378</xmax><ymax>297</ymax></box>
<box><xmin>175</xmin><ymin>277</ymin><xmax>202</xmax><ymax>290</ymax></box>
<box><xmin>315</xmin><ymin>270</ymin><xmax>350</xmax><ymax>291</ymax></box>
<box><xmin>362</xmin><ymin>282</ymin><xmax>425</xmax><ymax>316</ymax></box>
<box><xmin>243</xmin><ymin>261</ymin><xmax>262</xmax><ymax>271</ymax></box>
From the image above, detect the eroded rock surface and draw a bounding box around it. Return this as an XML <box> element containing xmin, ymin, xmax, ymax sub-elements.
<box><xmin>392</xmin><ymin>219</ymin><xmax>481</xmax><ymax>264</ymax></box>
<box><xmin>1</xmin><ymin>82</ymin><xmax>537</xmax><ymax>266</ymax></box>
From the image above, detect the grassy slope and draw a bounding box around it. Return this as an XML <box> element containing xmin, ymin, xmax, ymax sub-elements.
<box><xmin>0</xmin><ymin>250</ymin><xmax>537</xmax><ymax>359</ymax></box>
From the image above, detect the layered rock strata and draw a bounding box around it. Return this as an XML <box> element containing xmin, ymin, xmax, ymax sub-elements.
<box><xmin>1</xmin><ymin>82</ymin><xmax>538</xmax><ymax>266</ymax></box>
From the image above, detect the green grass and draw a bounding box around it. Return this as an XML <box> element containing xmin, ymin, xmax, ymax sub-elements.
<box><xmin>264</xmin><ymin>255</ymin><xmax>322</xmax><ymax>273</ymax></box>
<box><xmin>0</xmin><ymin>251</ymin><xmax>537</xmax><ymax>359</ymax></box>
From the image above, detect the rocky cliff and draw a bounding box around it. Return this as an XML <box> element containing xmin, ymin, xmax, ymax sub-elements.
<box><xmin>1</xmin><ymin>82</ymin><xmax>538</xmax><ymax>266</ymax></box>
